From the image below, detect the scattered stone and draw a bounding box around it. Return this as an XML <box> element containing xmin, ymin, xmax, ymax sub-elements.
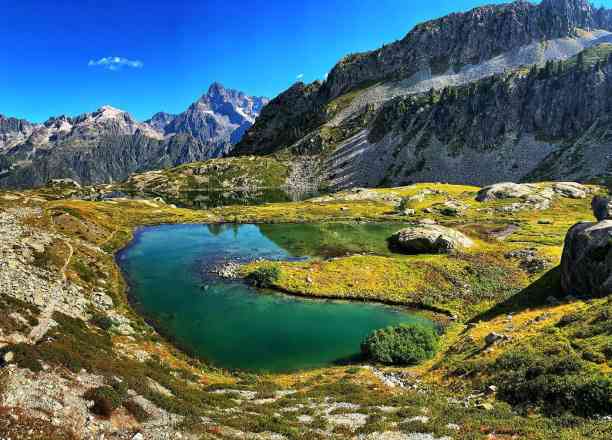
<box><xmin>389</xmin><ymin>224</ymin><xmax>474</xmax><ymax>254</ymax></box>
<box><xmin>405</xmin><ymin>415</ymin><xmax>430</xmax><ymax>424</ymax></box>
<box><xmin>359</xmin><ymin>433</ymin><xmax>452</xmax><ymax>440</ymax></box>
<box><xmin>48</xmin><ymin>178</ymin><xmax>82</xmax><ymax>189</ymax></box>
<box><xmin>485</xmin><ymin>332</ymin><xmax>508</xmax><ymax>345</ymax></box>
<box><xmin>3</xmin><ymin>351</ymin><xmax>15</xmax><ymax>364</ymax></box>
<box><xmin>132</xmin><ymin>433</ymin><xmax>144</xmax><ymax>440</ymax></box>
<box><xmin>505</xmin><ymin>248</ymin><xmax>549</xmax><ymax>274</ymax></box>
<box><xmin>212</xmin><ymin>261</ymin><xmax>241</xmax><ymax>279</ymax></box>
<box><xmin>297</xmin><ymin>415</ymin><xmax>313</xmax><ymax>424</ymax></box>
<box><xmin>325</xmin><ymin>412</ymin><xmax>368</xmax><ymax>429</ymax></box>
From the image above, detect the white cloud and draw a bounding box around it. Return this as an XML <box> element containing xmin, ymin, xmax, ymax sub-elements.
<box><xmin>296</xmin><ymin>73</ymin><xmax>304</xmax><ymax>80</ymax></box>
<box><xmin>88</xmin><ymin>56</ymin><xmax>144</xmax><ymax>71</ymax></box>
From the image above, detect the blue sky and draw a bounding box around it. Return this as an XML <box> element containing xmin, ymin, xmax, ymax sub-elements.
<box><xmin>1</xmin><ymin>0</ymin><xmax>611</xmax><ymax>122</ymax></box>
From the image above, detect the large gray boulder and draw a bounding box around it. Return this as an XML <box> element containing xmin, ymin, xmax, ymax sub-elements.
<box><xmin>389</xmin><ymin>224</ymin><xmax>474</xmax><ymax>254</ymax></box>
<box><xmin>591</xmin><ymin>196</ymin><xmax>612</xmax><ymax>221</ymax></box>
<box><xmin>476</xmin><ymin>183</ymin><xmax>536</xmax><ymax>202</ymax></box>
<box><xmin>552</xmin><ymin>182</ymin><xmax>590</xmax><ymax>199</ymax></box>
<box><xmin>561</xmin><ymin>220</ymin><xmax>612</xmax><ymax>296</ymax></box>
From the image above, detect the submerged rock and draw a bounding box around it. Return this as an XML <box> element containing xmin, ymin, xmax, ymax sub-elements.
<box><xmin>389</xmin><ymin>224</ymin><xmax>473</xmax><ymax>254</ymax></box>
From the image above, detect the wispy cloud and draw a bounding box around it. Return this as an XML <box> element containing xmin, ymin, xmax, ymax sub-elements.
<box><xmin>296</xmin><ymin>73</ymin><xmax>304</xmax><ymax>80</ymax></box>
<box><xmin>88</xmin><ymin>56</ymin><xmax>143</xmax><ymax>71</ymax></box>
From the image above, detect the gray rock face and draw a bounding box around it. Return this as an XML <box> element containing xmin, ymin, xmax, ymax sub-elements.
<box><xmin>591</xmin><ymin>196</ymin><xmax>612</xmax><ymax>221</ymax></box>
<box><xmin>389</xmin><ymin>224</ymin><xmax>474</xmax><ymax>254</ymax></box>
<box><xmin>0</xmin><ymin>115</ymin><xmax>36</xmax><ymax>151</ymax></box>
<box><xmin>235</xmin><ymin>0</ymin><xmax>612</xmax><ymax>158</ymax></box>
<box><xmin>561</xmin><ymin>219</ymin><xmax>612</xmax><ymax>296</ymax></box>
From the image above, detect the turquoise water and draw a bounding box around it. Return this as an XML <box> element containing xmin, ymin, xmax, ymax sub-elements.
<box><xmin>119</xmin><ymin>223</ymin><xmax>431</xmax><ymax>373</ymax></box>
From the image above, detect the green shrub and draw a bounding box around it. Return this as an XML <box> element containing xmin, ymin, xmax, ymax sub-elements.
<box><xmin>124</xmin><ymin>399</ymin><xmax>150</xmax><ymax>422</ymax></box>
<box><xmin>84</xmin><ymin>380</ymin><xmax>128</xmax><ymax>418</ymax></box>
<box><xmin>494</xmin><ymin>348</ymin><xmax>612</xmax><ymax>416</ymax></box>
<box><xmin>361</xmin><ymin>323</ymin><xmax>439</xmax><ymax>365</ymax></box>
<box><xmin>247</xmin><ymin>267</ymin><xmax>280</xmax><ymax>288</ymax></box>
<box><xmin>397</xmin><ymin>197</ymin><xmax>411</xmax><ymax>212</ymax></box>
<box><xmin>73</xmin><ymin>259</ymin><xmax>96</xmax><ymax>283</ymax></box>
<box><xmin>90</xmin><ymin>313</ymin><xmax>115</xmax><ymax>331</ymax></box>
<box><xmin>2</xmin><ymin>343</ymin><xmax>43</xmax><ymax>372</ymax></box>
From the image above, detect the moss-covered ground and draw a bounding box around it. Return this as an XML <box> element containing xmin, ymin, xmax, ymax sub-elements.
<box><xmin>0</xmin><ymin>180</ymin><xmax>610</xmax><ymax>439</ymax></box>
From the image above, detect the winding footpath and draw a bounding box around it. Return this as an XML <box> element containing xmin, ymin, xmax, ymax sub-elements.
<box><xmin>28</xmin><ymin>240</ymin><xmax>73</xmax><ymax>343</ymax></box>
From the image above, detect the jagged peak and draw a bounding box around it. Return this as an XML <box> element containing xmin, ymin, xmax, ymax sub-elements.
<box><xmin>97</xmin><ymin>105</ymin><xmax>125</xmax><ymax>115</ymax></box>
<box><xmin>207</xmin><ymin>81</ymin><xmax>226</xmax><ymax>96</ymax></box>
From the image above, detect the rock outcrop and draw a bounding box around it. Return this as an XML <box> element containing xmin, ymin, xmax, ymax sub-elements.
<box><xmin>389</xmin><ymin>223</ymin><xmax>474</xmax><ymax>254</ymax></box>
<box><xmin>476</xmin><ymin>183</ymin><xmax>538</xmax><ymax>202</ymax></box>
<box><xmin>561</xmin><ymin>196</ymin><xmax>612</xmax><ymax>296</ymax></box>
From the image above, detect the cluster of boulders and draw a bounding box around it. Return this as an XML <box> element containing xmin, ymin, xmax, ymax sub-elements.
<box><xmin>561</xmin><ymin>195</ymin><xmax>612</xmax><ymax>296</ymax></box>
<box><xmin>476</xmin><ymin>182</ymin><xmax>593</xmax><ymax>212</ymax></box>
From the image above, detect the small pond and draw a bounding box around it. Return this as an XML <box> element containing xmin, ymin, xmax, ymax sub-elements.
<box><xmin>118</xmin><ymin>223</ymin><xmax>433</xmax><ymax>373</ymax></box>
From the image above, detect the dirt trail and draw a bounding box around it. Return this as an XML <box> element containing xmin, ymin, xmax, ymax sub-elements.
<box><xmin>28</xmin><ymin>240</ymin><xmax>73</xmax><ymax>343</ymax></box>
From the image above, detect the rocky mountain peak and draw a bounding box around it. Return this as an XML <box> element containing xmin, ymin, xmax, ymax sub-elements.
<box><xmin>94</xmin><ymin>105</ymin><xmax>131</xmax><ymax>121</ymax></box>
<box><xmin>206</xmin><ymin>81</ymin><xmax>230</xmax><ymax>98</ymax></box>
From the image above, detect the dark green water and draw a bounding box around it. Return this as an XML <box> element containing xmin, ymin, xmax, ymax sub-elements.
<box><xmin>119</xmin><ymin>223</ymin><xmax>430</xmax><ymax>373</ymax></box>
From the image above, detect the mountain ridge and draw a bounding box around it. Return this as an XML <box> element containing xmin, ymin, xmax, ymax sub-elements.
<box><xmin>235</xmin><ymin>0</ymin><xmax>612</xmax><ymax>158</ymax></box>
<box><xmin>0</xmin><ymin>83</ymin><xmax>268</xmax><ymax>188</ymax></box>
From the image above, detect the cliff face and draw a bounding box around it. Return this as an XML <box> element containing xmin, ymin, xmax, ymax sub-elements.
<box><xmin>234</xmin><ymin>0</ymin><xmax>612</xmax><ymax>163</ymax></box>
<box><xmin>342</xmin><ymin>46</ymin><xmax>612</xmax><ymax>188</ymax></box>
<box><xmin>0</xmin><ymin>115</ymin><xmax>36</xmax><ymax>151</ymax></box>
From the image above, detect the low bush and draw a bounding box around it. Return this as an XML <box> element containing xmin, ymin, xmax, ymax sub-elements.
<box><xmin>494</xmin><ymin>346</ymin><xmax>612</xmax><ymax>417</ymax></box>
<box><xmin>124</xmin><ymin>399</ymin><xmax>150</xmax><ymax>422</ymax></box>
<box><xmin>84</xmin><ymin>380</ymin><xmax>128</xmax><ymax>418</ymax></box>
<box><xmin>89</xmin><ymin>313</ymin><xmax>115</xmax><ymax>331</ymax></box>
<box><xmin>247</xmin><ymin>266</ymin><xmax>280</xmax><ymax>288</ymax></box>
<box><xmin>361</xmin><ymin>323</ymin><xmax>439</xmax><ymax>365</ymax></box>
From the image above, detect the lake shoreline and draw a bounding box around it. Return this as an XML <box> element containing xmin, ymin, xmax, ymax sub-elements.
<box><xmin>115</xmin><ymin>222</ymin><xmax>440</xmax><ymax>372</ymax></box>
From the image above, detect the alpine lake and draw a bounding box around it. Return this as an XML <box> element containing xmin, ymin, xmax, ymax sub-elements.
<box><xmin>118</xmin><ymin>222</ymin><xmax>434</xmax><ymax>373</ymax></box>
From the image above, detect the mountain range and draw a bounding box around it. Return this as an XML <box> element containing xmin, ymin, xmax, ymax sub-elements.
<box><xmin>4</xmin><ymin>0</ymin><xmax>612</xmax><ymax>191</ymax></box>
<box><xmin>0</xmin><ymin>83</ymin><xmax>268</xmax><ymax>188</ymax></box>
<box><xmin>234</xmin><ymin>0</ymin><xmax>612</xmax><ymax>189</ymax></box>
